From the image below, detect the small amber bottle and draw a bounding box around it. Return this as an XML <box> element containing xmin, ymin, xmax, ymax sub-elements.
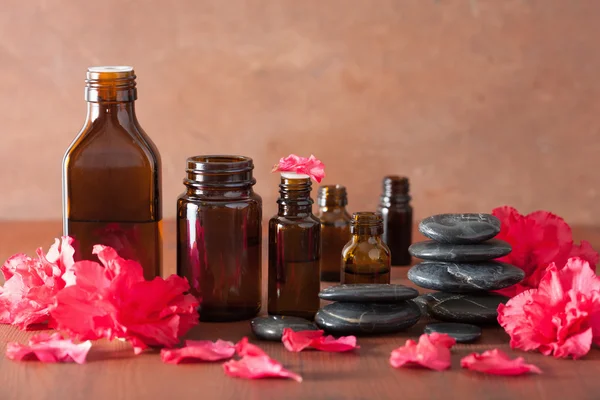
<box><xmin>177</xmin><ymin>156</ymin><xmax>262</xmax><ymax>322</ymax></box>
<box><xmin>378</xmin><ymin>176</ymin><xmax>413</xmax><ymax>266</ymax></box>
<box><xmin>268</xmin><ymin>173</ymin><xmax>321</xmax><ymax>320</ymax></box>
<box><xmin>316</xmin><ymin>185</ymin><xmax>351</xmax><ymax>282</ymax></box>
<box><xmin>342</xmin><ymin>212</ymin><xmax>391</xmax><ymax>284</ymax></box>
<box><xmin>62</xmin><ymin>66</ymin><xmax>162</xmax><ymax>280</ymax></box>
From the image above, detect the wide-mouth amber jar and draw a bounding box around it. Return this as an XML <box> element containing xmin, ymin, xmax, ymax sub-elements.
<box><xmin>177</xmin><ymin>155</ymin><xmax>262</xmax><ymax>322</ymax></box>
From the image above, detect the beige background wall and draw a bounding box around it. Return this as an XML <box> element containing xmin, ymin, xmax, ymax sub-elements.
<box><xmin>0</xmin><ymin>0</ymin><xmax>598</xmax><ymax>224</ymax></box>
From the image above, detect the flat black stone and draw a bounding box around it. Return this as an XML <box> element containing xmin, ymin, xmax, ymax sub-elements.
<box><xmin>315</xmin><ymin>301</ymin><xmax>421</xmax><ymax>335</ymax></box>
<box><xmin>425</xmin><ymin>292</ymin><xmax>509</xmax><ymax>325</ymax></box>
<box><xmin>251</xmin><ymin>316</ymin><xmax>317</xmax><ymax>341</ymax></box>
<box><xmin>408</xmin><ymin>239</ymin><xmax>511</xmax><ymax>262</ymax></box>
<box><xmin>410</xmin><ymin>294</ymin><xmax>433</xmax><ymax>317</ymax></box>
<box><xmin>407</xmin><ymin>261</ymin><xmax>524</xmax><ymax>293</ymax></box>
<box><xmin>319</xmin><ymin>284</ymin><xmax>419</xmax><ymax>303</ymax></box>
<box><xmin>419</xmin><ymin>213</ymin><xmax>501</xmax><ymax>244</ymax></box>
<box><xmin>424</xmin><ymin>322</ymin><xmax>482</xmax><ymax>343</ymax></box>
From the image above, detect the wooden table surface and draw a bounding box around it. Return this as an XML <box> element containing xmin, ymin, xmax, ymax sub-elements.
<box><xmin>1</xmin><ymin>221</ymin><xmax>599</xmax><ymax>400</ymax></box>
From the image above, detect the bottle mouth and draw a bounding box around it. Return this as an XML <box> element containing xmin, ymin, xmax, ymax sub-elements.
<box><xmin>85</xmin><ymin>66</ymin><xmax>137</xmax><ymax>102</ymax></box>
<box><xmin>317</xmin><ymin>184</ymin><xmax>348</xmax><ymax>207</ymax></box>
<box><xmin>185</xmin><ymin>155</ymin><xmax>255</xmax><ymax>188</ymax></box>
<box><xmin>382</xmin><ymin>175</ymin><xmax>409</xmax><ymax>196</ymax></box>
<box><xmin>351</xmin><ymin>212</ymin><xmax>383</xmax><ymax>234</ymax></box>
<box><xmin>351</xmin><ymin>212</ymin><xmax>382</xmax><ymax>225</ymax></box>
<box><xmin>88</xmin><ymin>66</ymin><xmax>134</xmax><ymax>73</ymax></box>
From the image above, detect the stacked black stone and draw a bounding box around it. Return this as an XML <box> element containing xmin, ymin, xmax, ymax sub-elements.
<box><xmin>314</xmin><ymin>284</ymin><xmax>421</xmax><ymax>335</ymax></box>
<box><xmin>408</xmin><ymin>213</ymin><xmax>524</xmax><ymax>326</ymax></box>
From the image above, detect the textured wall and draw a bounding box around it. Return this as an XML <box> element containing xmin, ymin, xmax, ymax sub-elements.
<box><xmin>0</xmin><ymin>0</ymin><xmax>598</xmax><ymax>224</ymax></box>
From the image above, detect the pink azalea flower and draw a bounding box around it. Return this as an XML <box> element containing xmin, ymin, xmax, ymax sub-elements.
<box><xmin>498</xmin><ymin>257</ymin><xmax>600</xmax><ymax>359</ymax></box>
<box><xmin>493</xmin><ymin>206</ymin><xmax>599</xmax><ymax>297</ymax></box>
<box><xmin>272</xmin><ymin>154</ymin><xmax>325</xmax><ymax>183</ymax></box>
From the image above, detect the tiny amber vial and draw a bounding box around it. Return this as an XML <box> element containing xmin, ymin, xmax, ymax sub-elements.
<box><xmin>177</xmin><ymin>155</ymin><xmax>262</xmax><ymax>322</ymax></box>
<box><xmin>63</xmin><ymin>66</ymin><xmax>162</xmax><ymax>280</ymax></box>
<box><xmin>268</xmin><ymin>173</ymin><xmax>321</xmax><ymax>320</ymax></box>
<box><xmin>378</xmin><ymin>176</ymin><xmax>413</xmax><ymax>266</ymax></box>
<box><xmin>316</xmin><ymin>185</ymin><xmax>351</xmax><ymax>282</ymax></box>
<box><xmin>342</xmin><ymin>212</ymin><xmax>391</xmax><ymax>284</ymax></box>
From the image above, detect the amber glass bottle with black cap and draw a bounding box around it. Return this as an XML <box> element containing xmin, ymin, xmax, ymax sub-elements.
<box><xmin>342</xmin><ymin>212</ymin><xmax>391</xmax><ymax>284</ymax></box>
<box><xmin>62</xmin><ymin>66</ymin><xmax>162</xmax><ymax>280</ymax></box>
<box><xmin>316</xmin><ymin>185</ymin><xmax>351</xmax><ymax>282</ymax></box>
<box><xmin>268</xmin><ymin>173</ymin><xmax>321</xmax><ymax>320</ymax></box>
<box><xmin>177</xmin><ymin>155</ymin><xmax>262</xmax><ymax>322</ymax></box>
<box><xmin>378</xmin><ymin>176</ymin><xmax>413</xmax><ymax>266</ymax></box>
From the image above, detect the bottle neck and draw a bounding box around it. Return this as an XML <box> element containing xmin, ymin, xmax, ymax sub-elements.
<box><xmin>380</xmin><ymin>193</ymin><xmax>411</xmax><ymax>207</ymax></box>
<box><xmin>186</xmin><ymin>185</ymin><xmax>254</xmax><ymax>199</ymax></box>
<box><xmin>278</xmin><ymin>177</ymin><xmax>313</xmax><ymax>217</ymax></box>
<box><xmin>85</xmin><ymin>101</ymin><xmax>137</xmax><ymax>125</ymax></box>
<box><xmin>380</xmin><ymin>176</ymin><xmax>411</xmax><ymax>207</ymax></box>
<box><xmin>319</xmin><ymin>205</ymin><xmax>347</xmax><ymax>214</ymax></box>
<box><xmin>352</xmin><ymin>233</ymin><xmax>383</xmax><ymax>243</ymax></box>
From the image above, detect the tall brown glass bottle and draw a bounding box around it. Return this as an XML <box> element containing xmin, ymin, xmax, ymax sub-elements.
<box><xmin>316</xmin><ymin>185</ymin><xmax>351</xmax><ymax>282</ymax></box>
<box><xmin>62</xmin><ymin>66</ymin><xmax>162</xmax><ymax>280</ymax></box>
<box><xmin>342</xmin><ymin>212</ymin><xmax>391</xmax><ymax>284</ymax></box>
<box><xmin>177</xmin><ymin>155</ymin><xmax>262</xmax><ymax>322</ymax></box>
<box><xmin>268</xmin><ymin>174</ymin><xmax>321</xmax><ymax>320</ymax></box>
<box><xmin>378</xmin><ymin>176</ymin><xmax>413</xmax><ymax>266</ymax></box>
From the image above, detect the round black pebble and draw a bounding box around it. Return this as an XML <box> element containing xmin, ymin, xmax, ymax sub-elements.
<box><xmin>419</xmin><ymin>213</ymin><xmax>501</xmax><ymax>244</ymax></box>
<box><xmin>315</xmin><ymin>301</ymin><xmax>421</xmax><ymax>335</ymax></box>
<box><xmin>425</xmin><ymin>292</ymin><xmax>508</xmax><ymax>325</ymax></box>
<box><xmin>408</xmin><ymin>239</ymin><xmax>512</xmax><ymax>262</ymax></box>
<box><xmin>251</xmin><ymin>315</ymin><xmax>317</xmax><ymax>341</ymax></box>
<box><xmin>424</xmin><ymin>322</ymin><xmax>482</xmax><ymax>343</ymax></box>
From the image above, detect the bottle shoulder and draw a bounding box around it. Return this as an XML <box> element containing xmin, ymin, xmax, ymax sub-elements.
<box><xmin>318</xmin><ymin>211</ymin><xmax>352</xmax><ymax>224</ymax></box>
<box><xmin>64</xmin><ymin>122</ymin><xmax>160</xmax><ymax>171</ymax></box>
<box><xmin>342</xmin><ymin>238</ymin><xmax>390</xmax><ymax>257</ymax></box>
<box><xmin>269</xmin><ymin>214</ymin><xmax>321</xmax><ymax>227</ymax></box>
<box><xmin>178</xmin><ymin>191</ymin><xmax>261</xmax><ymax>207</ymax></box>
<box><xmin>378</xmin><ymin>203</ymin><xmax>413</xmax><ymax>213</ymax></box>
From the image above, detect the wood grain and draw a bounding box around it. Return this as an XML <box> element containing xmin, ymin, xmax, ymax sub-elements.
<box><xmin>0</xmin><ymin>221</ymin><xmax>599</xmax><ymax>400</ymax></box>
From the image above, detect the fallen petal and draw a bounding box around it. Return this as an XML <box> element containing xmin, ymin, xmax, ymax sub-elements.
<box><xmin>160</xmin><ymin>339</ymin><xmax>235</xmax><ymax>364</ymax></box>
<box><xmin>223</xmin><ymin>355</ymin><xmax>302</xmax><ymax>382</ymax></box>
<box><xmin>282</xmin><ymin>329</ymin><xmax>325</xmax><ymax>352</ymax></box>
<box><xmin>282</xmin><ymin>328</ymin><xmax>358</xmax><ymax>353</ymax></box>
<box><xmin>6</xmin><ymin>332</ymin><xmax>91</xmax><ymax>364</ymax></box>
<box><xmin>390</xmin><ymin>333</ymin><xmax>456</xmax><ymax>371</ymax></box>
<box><xmin>311</xmin><ymin>335</ymin><xmax>359</xmax><ymax>352</ymax></box>
<box><xmin>460</xmin><ymin>349</ymin><xmax>542</xmax><ymax>376</ymax></box>
<box><xmin>235</xmin><ymin>337</ymin><xmax>268</xmax><ymax>357</ymax></box>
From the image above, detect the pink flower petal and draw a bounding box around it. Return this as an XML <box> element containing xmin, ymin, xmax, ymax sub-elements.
<box><xmin>235</xmin><ymin>337</ymin><xmax>268</xmax><ymax>357</ymax></box>
<box><xmin>460</xmin><ymin>349</ymin><xmax>541</xmax><ymax>376</ymax></box>
<box><xmin>223</xmin><ymin>355</ymin><xmax>302</xmax><ymax>382</ymax></box>
<box><xmin>390</xmin><ymin>333</ymin><xmax>456</xmax><ymax>371</ymax></box>
<box><xmin>282</xmin><ymin>329</ymin><xmax>359</xmax><ymax>353</ymax></box>
<box><xmin>311</xmin><ymin>334</ymin><xmax>359</xmax><ymax>352</ymax></box>
<box><xmin>282</xmin><ymin>329</ymin><xmax>325</xmax><ymax>352</ymax></box>
<box><xmin>6</xmin><ymin>332</ymin><xmax>91</xmax><ymax>364</ymax></box>
<box><xmin>160</xmin><ymin>340</ymin><xmax>235</xmax><ymax>364</ymax></box>
<box><xmin>272</xmin><ymin>154</ymin><xmax>326</xmax><ymax>183</ymax></box>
